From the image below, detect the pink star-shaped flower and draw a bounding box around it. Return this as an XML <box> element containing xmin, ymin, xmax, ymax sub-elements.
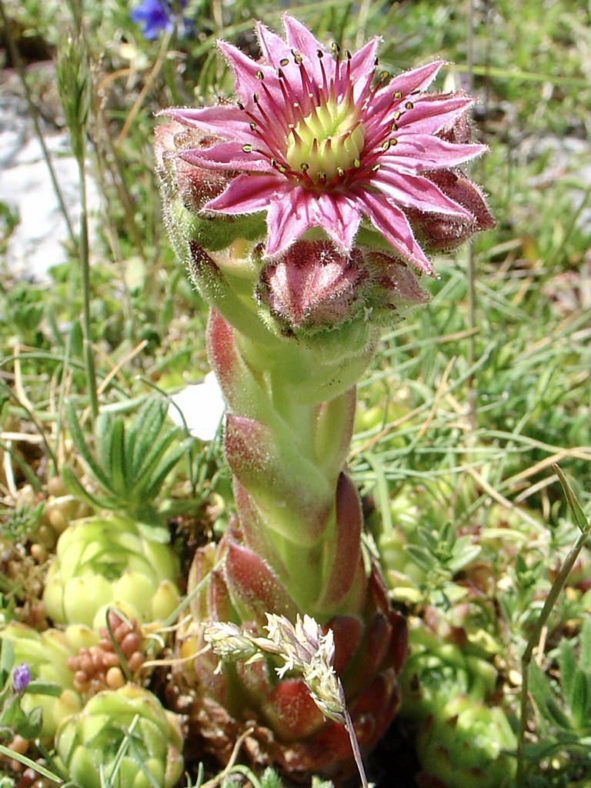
<box><xmin>162</xmin><ymin>15</ymin><xmax>490</xmax><ymax>273</ymax></box>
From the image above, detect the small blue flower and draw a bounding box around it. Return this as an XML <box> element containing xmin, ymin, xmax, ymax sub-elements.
<box><xmin>130</xmin><ymin>0</ymin><xmax>187</xmax><ymax>40</ymax></box>
<box><xmin>12</xmin><ymin>662</ymin><xmax>31</xmax><ymax>693</ymax></box>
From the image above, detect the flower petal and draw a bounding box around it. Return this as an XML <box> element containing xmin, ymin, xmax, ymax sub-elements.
<box><xmin>389</xmin><ymin>60</ymin><xmax>445</xmax><ymax>96</ymax></box>
<box><xmin>266</xmin><ymin>188</ymin><xmax>318</xmax><ymax>257</ymax></box>
<box><xmin>358</xmin><ymin>190</ymin><xmax>434</xmax><ymax>273</ymax></box>
<box><xmin>283</xmin><ymin>14</ymin><xmax>329</xmax><ymax>61</ymax></box>
<box><xmin>310</xmin><ymin>193</ymin><xmax>361</xmax><ymax>251</ymax></box>
<box><xmin>161</xmin><ymin>105</ymin><xmax>250</xmax><ymax>138</ymax></box>
<box><xmin>395</xmin><ymin>95</ymin><xmax>474</xmax><ymax>136</ymax></box>
<box><xmin>180</xmin><ymin>142</ymin><xmax>272</xmax><ymax>172</ymax></box>
<box><xmin>205</xmin><ymin>173</ymin><xmax>284</xmax><ymax>214</ymax></box>
<box><xmin>383</xmin><ymin>135</ymin><xmax>487</xmax><ymax>171</ymax></box>
<box><xmin>265</xmin><ymin>190</ymin><xmax>362</xmax><ymax>258</ymax></box>
<box><xmin>350</xmin><ymin>37</ymin><xmax>380</xmax><ymax>101</ymax></box>
<box><xmin>218</xmin><ymin>40</ymin><xmax>276</xmax><ymax>104</ymax></box>
<box><xmin>256</xmin><ymin>20</ymin><xmax>292</xmax><ymax>67</ymax></box>
<box><xmin>373</xmin><ymin>170</ymin><xmax>472</xmax><ymax>217</ymax></box>
<box><xmin>369</xmin><ymin>61</ymin><xmax>445</xmax><ymax>120</ymax></box>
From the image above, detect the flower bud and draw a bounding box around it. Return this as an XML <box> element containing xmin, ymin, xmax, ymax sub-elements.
<box><xmin>257</xmin><ymin>241</ymin><xmax>368</xmax><ymax>332</ymax></box>
<box><xmin>12</xmin><ymin>662</ymin><xmax>31</xmax><ymax>693</ymax></box>
<box><xmin>154</xmin><ymin>120</ymin><xmax>231</xmax><ymax>213</ymax></box>
<box><xmin>257</xmin><ymin>240</ymin><xmax>429</xmax><ymax>336</ymax></box>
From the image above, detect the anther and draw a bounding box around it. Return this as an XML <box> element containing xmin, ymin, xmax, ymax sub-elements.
<box><xmin>256</xmin><ymin>70</ymin><xmax>264</xmax><ymax>80</ymax></box>
<box><xmin>242</xmin><ymin>144</ymin><xmax>253</xmax><ymax>152</ymax></box>
<box><xmin>249</xmin><ymin>121</ymin><xmax>257</xmax><ymax>130</ymax></box>
<box><xmin>390</xmin><ymin>121</ymin><xmax>398</xmax><ymax>131</ymax></box>
<box><xmin>393</xmin><ymin>110</ymin><xmax>401</xmax><ymax>120</ymax></box>
<box><xmin>394</xmin><ymin>91</ymin><xmax>402</xmax><ymax>99</ymax></box>
<box><xmin>381</xmin><ymin>140</ymin><xmax>391</xmax><ymax>151</ymax></box>
<box><xmin>331</xmin><ymin>42</ymin><xmax>341</xmax><ymax>56</ymax></box>
<box><xmin>237</xmin><ymin>101</ymin><xmax>245</xmax><ymax>110</ymax></box>
<box><xmin>317</xmin><ymin>49</ymin><xmax>324</xmax><ymax>58</ymax></box>
<box><xmin>291</xmin><ymin>49</ymin><xmax>303</xmax><ymax>65</ymax></box>
<box><xmin>336</xmin><ymin>166</ymin><xmax>345</xmax><ymax>177</ymax></box>
<box><xmin>280</xmin><ymin>57</ymin><xmax>289</xmax><ymax>67</ymax></box>
<box><xmin>253</xmin><ymin>93</ymin><xmax>259</xmax><ymax>103</ymax></box>
<box><xmin>346</xmin><ymin>50</ymin><xmax>352</xmax><ymax>59</ymax></box>
<box><xmin>353</xmin><ymin>158</ymin><xmax>361</xmax><ymax>168</ymax></box>
<box><xmin>405</xmin><ymin>101</ymin><xmax>414</xmax><ymax>110</ymax></box>
<box><xmin>300</xmin><ymin>162</ymin><xmax>310</xmax><ymax>172</ymax></box>
<box><xmin>379</xmin><ymin>70</ymin><xmax>390</xmax><ymax>81</ymax></box>
<box><xmin>372</xmin><ymin>164</ymin><xmax>381</xmax><ymax>172</ymax></box>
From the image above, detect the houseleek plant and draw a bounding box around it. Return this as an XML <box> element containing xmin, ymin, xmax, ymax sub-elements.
<box><xmin>156</xmin><ymin>13</ymin><xmax>493</xmax><ymax>779</ymax></box>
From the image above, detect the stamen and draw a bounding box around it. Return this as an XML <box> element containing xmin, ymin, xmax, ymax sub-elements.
<box><xmin>298</xmin><ymin>61</ymin><xmax>320</xmax><ymax>107</ymax></box>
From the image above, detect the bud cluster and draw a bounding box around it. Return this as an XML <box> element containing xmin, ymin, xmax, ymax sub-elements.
<box><xmin>66</xmin><ymin>609</ymin><xmax>144</xmax><ymax>696</ymax></box>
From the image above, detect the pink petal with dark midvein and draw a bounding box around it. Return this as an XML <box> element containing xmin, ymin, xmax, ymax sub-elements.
<box><xmin>311</xmin><ymin>192</ymin><xmax>362</xmax><ymax>250</ymax></box>
<box><xmin>373</xmin><ymin>170</ymin><xmax>473</xmax><ymax>217</ymax></box>
<box><xmin>204</xmin><ymin>173</ymin><xmax>284</xmax><ymax>214</ymax></box>
<box><xmin>382</xmin><ymin>135</ymin><xmax>487</xmax><ymax>171</ymax></box>
<box><xmin>358</xmin><ymin>190</ymin><xmax>434</xmax><ymax>273</ymax></box>
<box><xmin>369</xmin><ymin>60</ymin><xmax>445</xmax><ymax>118</ymax></box>
<box><xmin>218</xmin><ymin>40</ymin><xmax>276</xmax><ymax>103</ymax></box>
<box><xmin>389</xmin><ymin>60</ymin><xmax>445</xmax><ymax>96</ymax></box>
<box><xmin>390</xmin><ymin>95</ymin><xmax>474</xmax><ymax>135</ymax></box>
<box><xmin>265</xmin><ymin>189</ymin><xmax>317</xmax><ymax>257</ymax></box>
<box><xmin>283</xmin><ymin>14</ymin><xmax>330</xmax><ymax>58</ymax></box>
<box><xmin>162</xmin><ymin>104</ymin><xmax>250</xmax><ymax>138</ymax></box>
<box><xmin>350</xmin><ymin>37</ymin><xmax>380</xmax><ymax>100</ymax></box>
<box><xmin>282</xmin><ymin>14</ymin><xmax>329</xmax><ymax>83</ymax></box>
<box><xmin>256</xmin><ymin>20</ymin><xmax>293</xmax><ymax>68</ymax></box>
<box><xmin>180</xmin><ymin>142</ymin><xmax>272</xmax><ymax>172</ymax></box>
<box><xmin>265</xmin><ymin>190</ymin><xmax>361</xmax><ymax>257</ymax></box>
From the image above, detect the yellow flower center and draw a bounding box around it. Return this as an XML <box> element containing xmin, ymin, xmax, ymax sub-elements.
<box><xmin>285</xmin><ymin>96</ymin><xmax>365</xmax><ymax>185</ymax></box>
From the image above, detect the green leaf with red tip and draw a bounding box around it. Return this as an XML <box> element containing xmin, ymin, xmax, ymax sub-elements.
<box><xmin>224</xmin><ymin>541</ymin><xmax>298</xmax><ymax>624</ymax></box>
<box><xmin>316</xmin><ymin>474</ymin><xmax>363</xmax><ymax>611</ymax></box>
<box><xmin>262</xmin><ymin>678</ymin><xmax>325</xmax><ymax>741</ymax></box>
<box><xmin>224</xmin><ymin>414</ymin><xmax>333</xmax><ymax>546</ymax></box>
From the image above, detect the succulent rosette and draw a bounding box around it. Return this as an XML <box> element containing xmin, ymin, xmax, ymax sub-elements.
<box><xmin>55</xmin><ymin>684</ymin><xmax>184</xmax><ymax>788</ymax></box>
<box><xmin>0</xmin><ymin>622</ymin><xmax>86</xmax><ymax>742</ymax></box>
<box><xmin>157</xmin><ymin>13</ymin><xmax>493</xmax><ymax>781</ymax></box>
<box><xmin>415</xmin><ymin>696</ymin><xmax>517</xmax><ymax>788</ymax></box>
<box><xmin>42</xmin><ymin>515</ymin><xmax>180</xmax><ymax>629</ymax></box>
